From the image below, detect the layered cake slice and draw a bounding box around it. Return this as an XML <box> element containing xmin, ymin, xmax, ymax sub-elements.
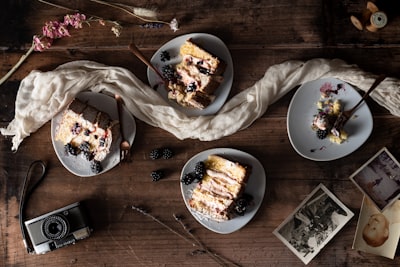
<box><xmin>165</xmin><ymin>38</ymin><xmax>227</xmax><ymax>109</ymax></box>
<box><xmin>188</xmin><ymin>154</ymin><xmax>251</xmax><ymax>221</ymax></box>
<box><xmin>55</xmin><ymin>98</ymin><xmax>119</xmax><ymax>173</ymax></box>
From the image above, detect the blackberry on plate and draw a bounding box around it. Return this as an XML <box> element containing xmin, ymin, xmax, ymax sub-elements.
<box><xmin>65</xmin><ymin>143</ymin><xmax>79</xmax><ymax>156</ymax></box>
<box><xmin>82</xmin><ymin>150</ymin><xmax>94</xmax><ymax>161</ymax></box>
<box><xmin>90</xmin><ymin>160</ymin><xmax>103</xmax><ymax>174</ymax></box>
<box><xmin>79</xmin><ymin>141</ymin><xmax>91</xmax><ymax>153</ymax></box>
<box><xmin>162</xmin><ymin>148</ymin><xmax>174</xmax><ymax>159</ymax></box>
<box><xmin>194</xmin><ymin>161</ymin><xmax>205</xmax><ymax>180</ymax></box>
<box><xmin>160</xmin><ymin>50</ymin><xmax>170</xmax><ymax>62</ymax></box>
<box><xmin>71</xmin><ymin>122</ymin><xmax>82</xmax><ymax>135</ymax></box>
<box><xmin>233</xmin><ymin>194</ymin><xmax>253</xmax><ymax>216</ymax></box>
<box><xmin>186</xmin><ymin>82</ymin><xmax>197</xmax><ymax>92</ymax></box>
<box><xmin>150</xmin><ymin>148</ymin><xmax>162</xmax><ymax>160</ymax></box>
<box><xmin>316</xmin><ymin>129</ymin><xmax>329</xmax><ymax>139</ymax></box>
<box><xmin>181</xmin><ymin>172</ymin><xmax>196</xmax><ymax>185</ymax></box>
<box><xmin>162</xmin><ymin>65</ymin><xmax>177</xmax><ymax>83</ymax></box>
<box><xmin>198</xmin><ymin>67</ymin><xmax>210</xmax><ymax>75</ymax></box>
<box><xmin>151</xmin><ymin>170</ymin><xmax>164</xmax><ymax>181</ymax></box>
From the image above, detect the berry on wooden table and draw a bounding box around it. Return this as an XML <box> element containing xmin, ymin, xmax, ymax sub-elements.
<box><xmin>162</xmin><ymin>148</ymin><xmax>174</xmax><ymax>159</ymax></box>
<box><xmin>151</xmin><ymin>170</ymin><xmax>164</xmax><ymax>181</ymax></box>
<box><xmin>149</xmin><ymin>148</ymin><xmax>162</xmax><ymax>160</ymax></box>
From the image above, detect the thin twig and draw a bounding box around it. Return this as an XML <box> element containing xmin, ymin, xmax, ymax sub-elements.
<box><xmin>89</xmin><ymin>0</ymin><xmax>171</xmax><ymax>25</ymax></box>
<box><xmin>37</xmin><ymin>0</ymin><xmax>77</xmax><ymax>12</ymax></box>
<box><xmin>131</xmin><ymin>206</ymin><xmax>196</xmax><ymax>247</ymax></box>
<box><xmin>173</xmin><ymin>214</ymin><xmax>242</xmax><ymax>267</ymax></box>
<box><xmin>0</xmin><ymin>44</ymin><xmax>34</xmax><ymax>86</ymax></box>
<box><xmin>131</xmin><ymin>205</ymin><xmax>241</xmax><ymax>267</ymax></box>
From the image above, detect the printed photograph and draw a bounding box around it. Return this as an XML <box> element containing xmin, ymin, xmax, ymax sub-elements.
<box><xmin>352</xmin><ymin>196</ymin><xmax>400</xmax><ymax>259</ymax></box>
<box><xmin>349</xmin><ymin>147</ymin><xmax>400</xmax><ymax>211</ymax></box>
<box><xmin>273</xmin><ymin>184</ymin><xmax>354</xmax><ymax>265</ymax></box>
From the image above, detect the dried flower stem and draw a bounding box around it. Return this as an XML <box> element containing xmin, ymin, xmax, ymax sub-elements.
<box><xmin>0</xmin><ymin>0</ymin><xmax>177</xmax><ymax>87</ymax></box>
<box><xmin>131</xmin><ymin>205</ymin><xmax>241</xmax><ymax>267</ymax></box>
<box><xmin>173</xmin><ymin>214</ymin><xmax>242</xmax><ymax>267</ymax></box>
<box><xmin>0</xmin><ymin>43</ymin><xmax>34</xmax><ymax>86</ymax></box>
<box><xmin>89</xmin><ymin>0</ymin><xmax>166</xmax><ymax>24</ymax></box>
<box><xmin>131</xmin><ymin>206</ymin><xmax>195</xmax><ymax>247</ymax></box>
<box><xmin>37</xmin><ymin>0</ymin><xmax>78</xmax><ymax>13</ymax></box>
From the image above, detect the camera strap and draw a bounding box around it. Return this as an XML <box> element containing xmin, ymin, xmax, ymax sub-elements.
<box><xmin>19</xmin><ymin>160</ymin><xmax>47</xmax><ymax>254</ymax></box>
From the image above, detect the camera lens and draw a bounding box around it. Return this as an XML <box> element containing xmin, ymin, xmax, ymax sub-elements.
<box><xmin>42</xmin><ymin>215</ymin><xmax>69</xmax><ymax>240</ymax></box>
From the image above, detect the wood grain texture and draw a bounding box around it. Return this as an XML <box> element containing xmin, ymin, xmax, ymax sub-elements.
<box><xmin>1</xmin><ymin>0</ymin><xmax>400</xmax><ymax>266</ymax></box>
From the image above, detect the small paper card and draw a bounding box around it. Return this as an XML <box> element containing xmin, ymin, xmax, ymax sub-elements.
<box><xmin>349</xmin><ymin>147</ymin><xmax>400</xmax><ymax>211</ymax></box>
<box><xmin>352</xmin><ymin>196</ymin><xmax>400</xmax><ymax>259</ymax></box>
<box><xmin>273</xmin><ymin>184</ymin><xmax>354</xmax><ymax>265</ymax></box>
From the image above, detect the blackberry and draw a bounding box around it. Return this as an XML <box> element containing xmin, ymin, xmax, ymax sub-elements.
<box><xmin>71</xmin><ymin>122</ymin><xmax>82</xmax><ymax>135</ymax></box>
<box><xmin>162</xmin><ymin>65</ymin><xmax>178</xmax><ymax>83</ymax></box>
<box><xmin>194</xmin><ymin>161</ymin><xmax>205</xmax><ymax>180</ymax></box>
<box><xmin>90</xmin><ymin>160</ymin><xmax>103</xmax><ymax>174</ymax></box>
<box><xmin>79</xmin><ymin>141</ymin><xmax>91</xmax><ymax>153</ymax></box>
<box><xmin>181</xmin><ymin>172</ymin><xmax>196</xmax><ymax>185</ymax></box>
<box><xmin>198</xmin><ymin>67</ymin><xmax>210</xmax><ymax>75</ymax></box>
<box><xmin>233</xmin><ymin>194</ymin><xmax>253</xmax><ymax>216</ymax></box>
<box><xmin>162</xmin><ymin>148</ymin><xmax>174</xmax><ymax>159</ymax></box>
<box><xmin>82</xmin><ymin>151</ymin><xmax>94</xmax><ymax>161</ymax></box>
<box><xmin>186</xmin><ymin>82</ymin><xmax>197</xmax><ymax>92</ymax></box>
<box><xmin>151</xmin><ymin>170</ymin><xmax>164</xmax><ymax>181</ymax></box>
<box><xmin>65</xmin><ymin>143</ymin><xmax>79</xmax><ymax>156</ymax></box>
<box><xmin>316</xmin><ymin>129</ymin><xmax>329</xmax><ymax>139</ymax></box>
<box><xmin>149</xmin><ymin>148</ymin><xmax>162</xmax><ymax>160</ymax></box>
<box><xmin>160</xmin><ymin>50</ymin><xmax>170</xmax><ymax>62</ymax></box>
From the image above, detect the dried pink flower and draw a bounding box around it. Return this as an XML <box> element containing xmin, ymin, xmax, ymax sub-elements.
<box><xmin>42</xmin><ymin>21</ymin><xmax>70</xmax><ymax>39</ymax></box>
<box><xmin>33</xmin><ymin>36</ymin><xmax>53</xmax><ymax>52</ymax></box>
<box><xmin>64</xmin><ymin>13</ymin><xmax>87</xmax><ymax>29</ymax></box>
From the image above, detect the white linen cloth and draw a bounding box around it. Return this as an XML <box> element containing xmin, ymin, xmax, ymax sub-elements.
<box><xmin>1</xmin><ymin>58</ymin><xmax>400</xmax><ymax>151</ymax></box>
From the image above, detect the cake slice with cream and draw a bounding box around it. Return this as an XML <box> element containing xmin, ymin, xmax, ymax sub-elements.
<box><xmin>55</xmin><ymin>98</ymin><xmax>119</xmax><ymax>173</ymax></box>
<box><xmin>165</xmin><ymin>38</ymin><xmax>226</xmax><ymax>109</ymax></box>
<box><xmin>188</xmin><ymin>154</ymin><xmax>251</xmax><ymax>221</ymax></box>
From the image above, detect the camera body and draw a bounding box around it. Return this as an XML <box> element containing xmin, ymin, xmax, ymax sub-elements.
<box><xmin>24</xmin><ymin>202</ymin><xmax>91</xmax><ymax>254</ymax></box>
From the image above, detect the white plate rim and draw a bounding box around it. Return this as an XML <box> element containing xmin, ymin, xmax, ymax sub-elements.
<box><xmin>287</xmin><ymin>77</ymin><xmax>373</xmax><ymax>161</ymax></box>
<box><xmin>147</xmin><ymin>33</ymin><xmax>234</xmax><ymax>117</ymax></box>
<box><xmin>180</xmin><ymin>148</ymin><xmax>266</xmax><ymax>234</ymax></box>
<box><xmin>51</xmin><ymin>91</ymin><xmax>136</xmax><ymax>177</ymax></box>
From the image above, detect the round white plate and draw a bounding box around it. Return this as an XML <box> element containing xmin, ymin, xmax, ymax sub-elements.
<box><xmin>180</xmin><ymin>148</ymin><xmax>266</xmax><ymax>234</ymax></box>
<box><xmin>51</xmin><ymin>91</ymin><xmax>136</xmax><ymax>177</ymax></box>
<box><xmin>287</xmin><ymin>77</ymin><xmax>373</xmax><ymax>161</ymax></box>
<box><xmin>147</xmin><ymin>33</ymin><xmax>234</xmax><ymax>116</ymax></box>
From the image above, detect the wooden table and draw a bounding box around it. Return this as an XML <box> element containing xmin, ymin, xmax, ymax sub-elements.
<box><xmin>1</xmin><ymin>1</ymin><xmax>400</xmax><ymax>266</ymax></box>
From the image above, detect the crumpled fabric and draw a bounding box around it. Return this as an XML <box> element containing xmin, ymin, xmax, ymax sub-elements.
<box><xmin>1</xmin><ymin>58</ymin><xmax>399</xmax><ymax>151</ymax></box>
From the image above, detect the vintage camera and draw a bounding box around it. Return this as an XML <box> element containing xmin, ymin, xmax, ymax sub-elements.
<box><xmin>24</xmin><ymin>202</ymin><xmax>91</xmax><ymax>254</ymax></box>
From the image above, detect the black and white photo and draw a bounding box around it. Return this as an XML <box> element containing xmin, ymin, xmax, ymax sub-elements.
<box><xmin>273</xmin><ymin>184</ymin><xmax>354</xmax><ymax>265</ymax></box>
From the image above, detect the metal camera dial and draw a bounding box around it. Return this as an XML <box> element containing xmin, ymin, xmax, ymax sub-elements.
<box><xmin>42</xmin><ymin>215</ymin><xmax>69</xmax><ymax>240</ymax></box>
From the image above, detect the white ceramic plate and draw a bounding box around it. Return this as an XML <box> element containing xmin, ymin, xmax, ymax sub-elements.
<box><xmin>51</xmin><ymin>91</ymin><xmax>136</xmax><ymax>177</ymax></box>
<box><xmin>180</xmin><ymin>148</ymin><xmax>266</xmax><ymax>234</ymax></box>
<box><xmin>287</xmin><ymin>78</ymin><xmax>373</xmax><ymax>161</ymax></box>
<box><xmin>147</xmin><ymin>33</ymin><xmax>234</xmax><ymax>116</ymax></box>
